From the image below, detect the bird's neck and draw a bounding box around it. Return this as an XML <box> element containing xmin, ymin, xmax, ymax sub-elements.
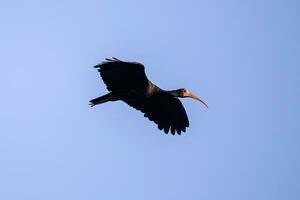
<box><xmin>165</xmin><ymin>89</ymin><xmax>181</xmax><ymax>97</ymax></box>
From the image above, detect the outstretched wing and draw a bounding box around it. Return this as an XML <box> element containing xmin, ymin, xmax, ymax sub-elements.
<box><xmin>124</xmin><ymin>93</ymin><xmax>189</xmax><ymax>135</ymax></box>
<box><xmin>94</xmin><ymin>58</ymin><xmax>149</xmax><ymax>91</ymax></box>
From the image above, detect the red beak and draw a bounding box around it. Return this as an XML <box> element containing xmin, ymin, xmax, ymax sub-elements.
<box><xmin>184</xmin><ymin>91</ymin><xmax>208</xmax><ymax>108</ymax></box>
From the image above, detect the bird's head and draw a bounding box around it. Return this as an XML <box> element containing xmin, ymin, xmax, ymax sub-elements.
<box><xmin>177</xmin><ymin>88</ymin><xmax>208</xmax><ymax>108</ymax></box>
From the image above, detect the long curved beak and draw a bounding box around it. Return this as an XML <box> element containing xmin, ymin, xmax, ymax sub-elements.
<box><xmin>185</xmin><ymin>92</ymin><xmax>208</xmax><ymax>108</ymax></box>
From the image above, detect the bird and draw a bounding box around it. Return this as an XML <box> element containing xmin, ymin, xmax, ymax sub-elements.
<box><xmin>90</xmin><ymin>57</ymin><xmax>208</xmax><ymax>135</ymax></box>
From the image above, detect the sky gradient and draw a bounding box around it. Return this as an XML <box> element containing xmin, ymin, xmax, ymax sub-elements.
<box><xmin>0</xmin><ymin>0</ymin><xmax>299</xmax><ymax>199</ymax></box>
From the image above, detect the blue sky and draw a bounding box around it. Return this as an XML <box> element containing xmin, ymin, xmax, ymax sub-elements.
<box><xmin>0</xmin><ymin>0</ymin><xmax>299</xmax><ymax>199</ymax></box>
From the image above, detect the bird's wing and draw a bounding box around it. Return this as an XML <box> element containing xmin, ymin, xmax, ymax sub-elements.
<box><xmin>94</xmin><ymin>58</ymin><xmax>149</xmax><ymax>91</ymax></box>
<box><xmin>124</xmin><ymin>93</ymin><xmax>189</xmax><ymax>135</ymax></box>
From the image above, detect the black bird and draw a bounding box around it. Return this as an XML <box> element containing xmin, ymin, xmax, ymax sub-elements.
<box><xmin>90</xmin><ymin>57</ymin><xmax>207</xmax><ymax>135</ymax></box>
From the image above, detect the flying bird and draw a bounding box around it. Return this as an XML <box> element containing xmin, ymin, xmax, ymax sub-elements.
<box><xmin>90</xmin><ymin>57</ymin><xmax>207</xmax><ymax>135</ymax></box>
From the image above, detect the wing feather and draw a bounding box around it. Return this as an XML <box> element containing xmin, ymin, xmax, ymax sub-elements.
<box><xmin>94</xmin><ymin>58</ymin><xmax>148</xmax><ymax>91</ymax></box>
<box><xmin>124</xmin><ymin>93</ymin><xmax>189</xmax><ymax>135</ymax></box>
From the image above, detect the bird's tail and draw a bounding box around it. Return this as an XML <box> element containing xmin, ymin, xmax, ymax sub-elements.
<box><xmin>89</xmin><ymin>92</ymin><xmax>115</xmax><ymax>107</ymax></box>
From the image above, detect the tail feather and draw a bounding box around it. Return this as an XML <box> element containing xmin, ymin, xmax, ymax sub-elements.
<box><xmin>89</xmin><ymin>93</ymin><xmax>115</xmax><ymax>107</ymax></box>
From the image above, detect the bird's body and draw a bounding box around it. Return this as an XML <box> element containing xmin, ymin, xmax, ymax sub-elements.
<box><xmin>90</xmin><ymin>57</ymin><xmax>207</xmax><ymax>135</ymax></box>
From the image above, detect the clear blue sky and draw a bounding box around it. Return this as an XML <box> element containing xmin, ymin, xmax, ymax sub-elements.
<box><xmin>0</xmin><ymin>0</ymin><xmax>299</xmax><ymax>199</ymax></box>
